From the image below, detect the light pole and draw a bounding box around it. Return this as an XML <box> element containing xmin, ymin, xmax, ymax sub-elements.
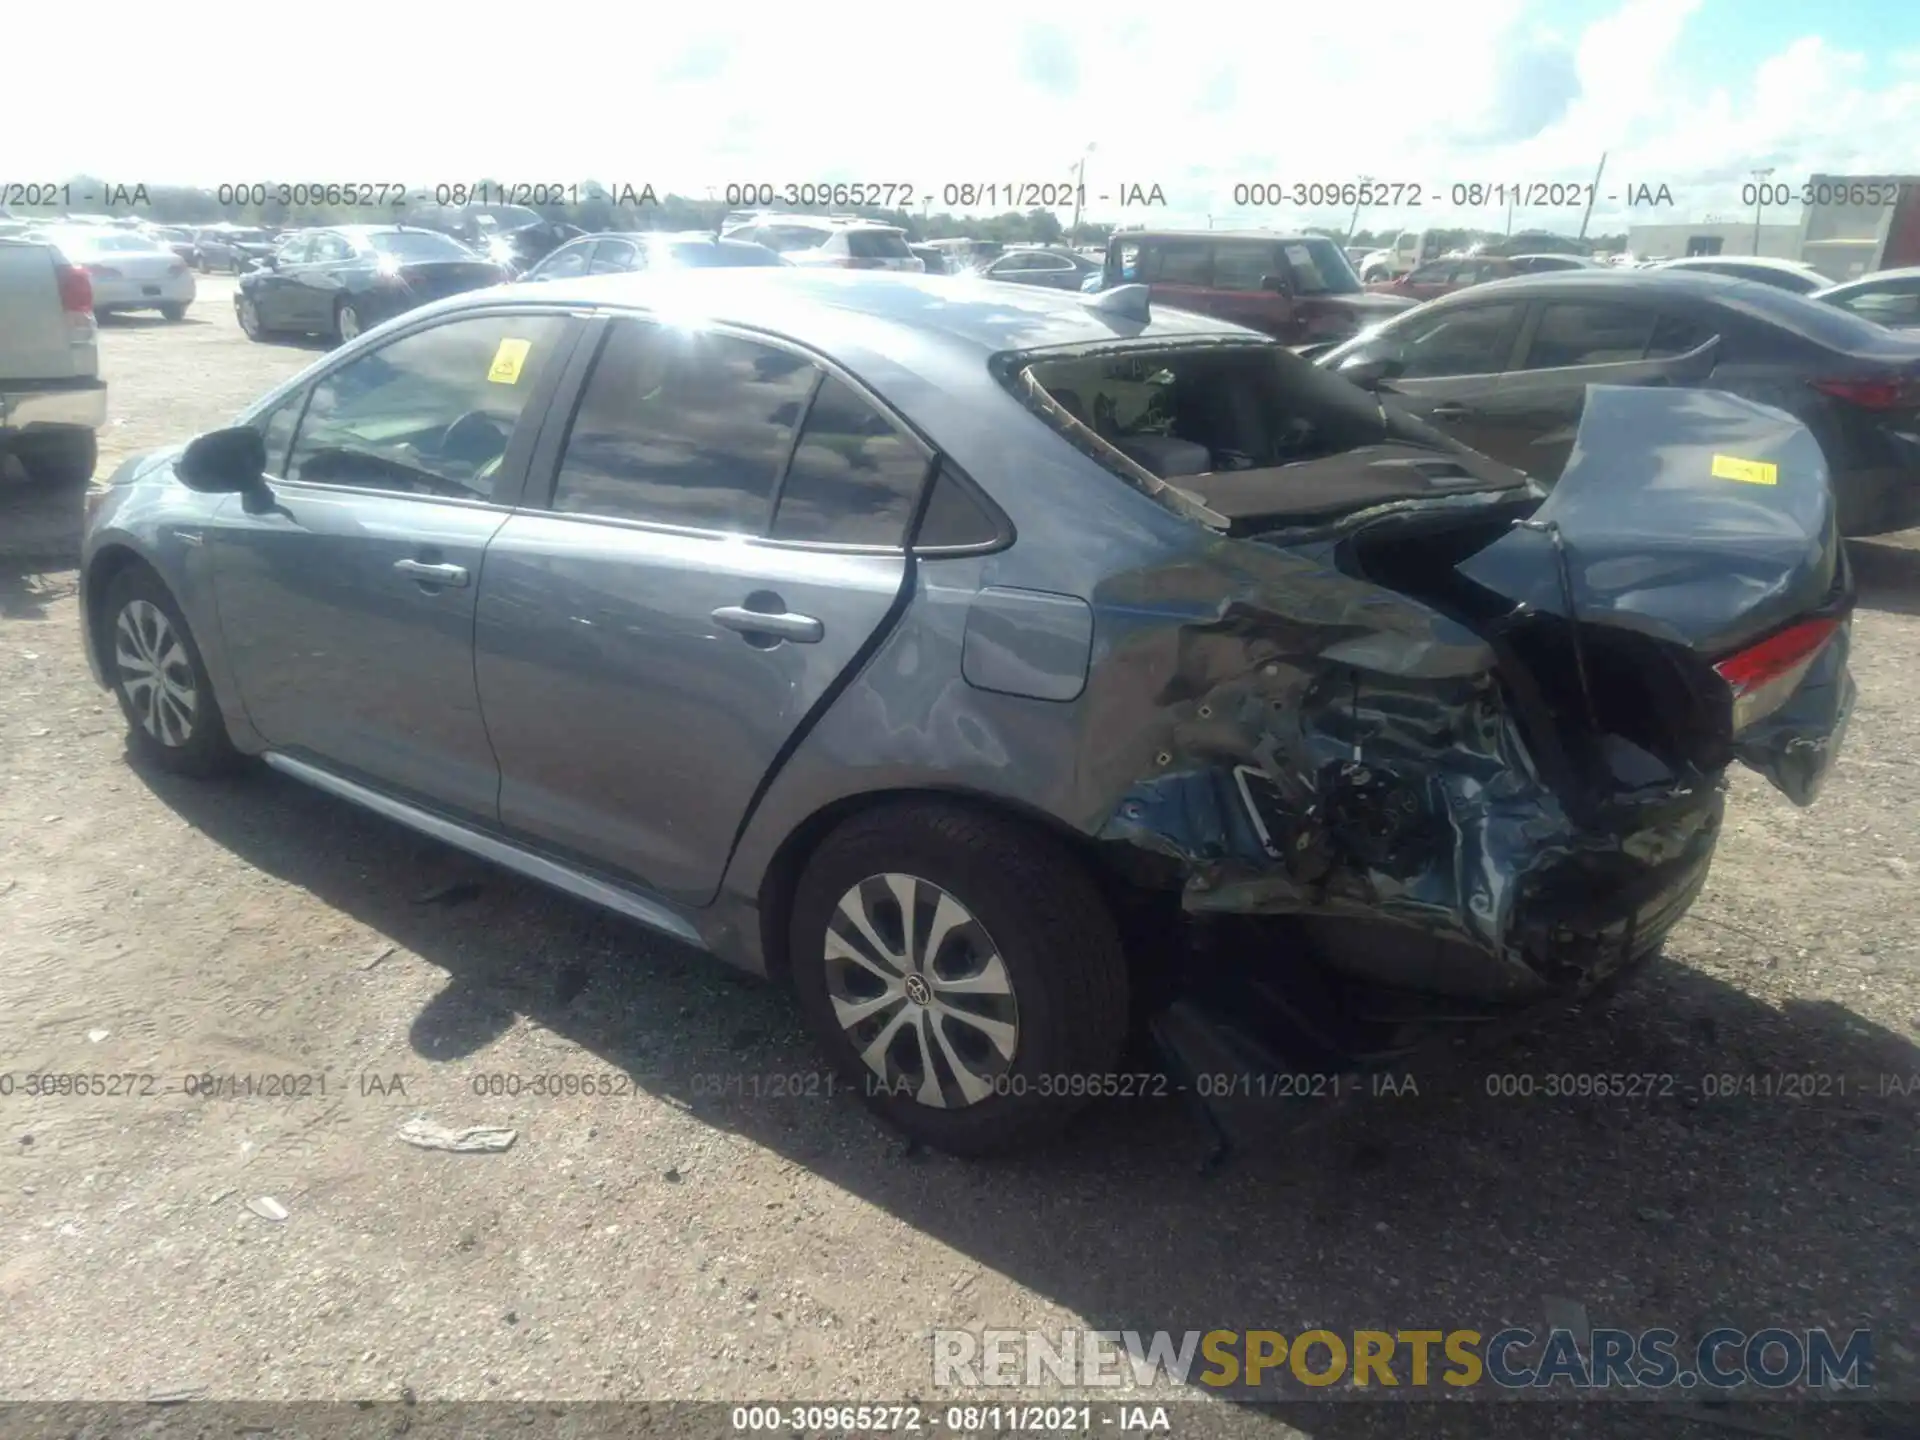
<box><xmin>1070</xmin><ymin>142</ymin><xmax>1096</xmax><ymax>241</ymax></box>
<box><xmin>1346</xmin><ymin>175</ymin><xmax>1372</xmax><ymax>244</ymax></box>
<box><xmin>1750</xmin><ymin>167</ymin><xmax>1774</xmax><ymax>256</ymax></box>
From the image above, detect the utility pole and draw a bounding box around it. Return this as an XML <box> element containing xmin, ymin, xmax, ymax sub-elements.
<box><xmin>1506</xmin><ymin>193</ymin><xmax>1515</xmax><ymax>236</ymax></box>
<box><xmin>1750</xmin><ymin>167</ymin><xmax>1774</xmax><ymax>255</ymax></box>
<box><xmin>1577</xmin><ymin>151</ymin><xmax>1607</xmax><ymax>240</ymax></box>
<box><xmin>1346</xmin><ymin>175</ymin><xmax>1373</xmax><ymax>244</ymax></box>
<box><xmin>1070</xmin><ymin>142</ymin><xmax>1095</xmax><ymax>241</ymax></box>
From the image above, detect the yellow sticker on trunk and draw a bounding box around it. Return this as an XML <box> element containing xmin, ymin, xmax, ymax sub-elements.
<box><xmin>1711</xmin><ymin>454</ymin><xmax>1778</xmax><ymax>486</ymax></box>
<box><xmin>487</xmin><ymin>338</ymin><xmax>532</xmax><ymax>385</ymax></box>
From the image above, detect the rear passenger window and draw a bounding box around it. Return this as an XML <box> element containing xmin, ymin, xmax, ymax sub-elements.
<box><xmin>1647</xmin><ymin>314</ymin><xmax>1713</xmax><ymax>356</ymax></box>
<box><xmin>1153</xmin><ymin>241</ymin><xmax>1212</xmax><ymax>286</ymax></box>
<box><xmin>551</xmin><ymin>320</ymin><xmax>816</xmax><ymax>532</ymax></box>
<box><xmin>1524</xmin><ymin>303</ymin><xmax>1658</xmax><ymax>368</ymax></box>
<box><xmin>770</xmin><ymin>377</ymin><xmax>927</xmax><ymax>546</ymax></box>
<box><xmin>1211</xmin><ymin>244</ymin><xmax>1274</xmax><ymax>292</ymax></box>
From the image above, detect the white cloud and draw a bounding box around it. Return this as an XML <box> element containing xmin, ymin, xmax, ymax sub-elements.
<box><xmin>4</xmin><ymin>0</ymin><xmax>1917</xmax><ymax>234</ymax></box>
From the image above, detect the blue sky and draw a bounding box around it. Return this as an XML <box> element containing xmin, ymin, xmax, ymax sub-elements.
<box><xmin>9</xmin><ymin>0</ymin><xmax>1919</xmax><ymax>233</ymax></box>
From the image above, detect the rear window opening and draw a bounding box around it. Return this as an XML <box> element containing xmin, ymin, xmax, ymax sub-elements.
<box><xmin>1017</xmin><ymin>343</ymin><xmax>1524</xmax><ymax>527</ymax></box>
<box><xmin>846</xmin><ymin>230</ymin><xmax>912</xmax><ymax>260</ymax></box>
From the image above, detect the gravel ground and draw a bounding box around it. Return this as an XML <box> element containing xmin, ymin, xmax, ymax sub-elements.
<box><xmin>0</xmin><ymin>279</ymin><xmax>1916</xmax><ymax>1437</ymax></box>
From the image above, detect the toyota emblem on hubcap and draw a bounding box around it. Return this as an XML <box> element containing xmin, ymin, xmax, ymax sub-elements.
<box><xmin>903</xmin><ymin>973</ymin><xmax>933</xmax><ymax>1006</ymax></box>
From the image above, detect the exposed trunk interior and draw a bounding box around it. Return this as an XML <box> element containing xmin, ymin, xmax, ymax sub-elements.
<box><xmin>1335</xmin><ymin>505</ymin><xmax>1734</xmax><ymax>812</ymax></box>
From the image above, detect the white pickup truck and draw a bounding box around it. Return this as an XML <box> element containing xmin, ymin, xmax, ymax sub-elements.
<box><xmin>0</xmin><ymin>236</ymin><xmax>106</xmax><ymax>484</ymax></box>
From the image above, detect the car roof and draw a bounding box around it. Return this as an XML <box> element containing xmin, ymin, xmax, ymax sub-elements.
<box><xmin>1814</xmin><ymin>265</ymin><xmax>1920</xmax><ymax>293</ymax></box>
<box><xmin>1655</xmin><ymin>255</ymin><xmax>1823</xmax><ymax>273</ymax></box>
<box><xmin>1115</xmin><ymin>229</ymin><xmax>1321</xmax><ymax>243</ymax></box>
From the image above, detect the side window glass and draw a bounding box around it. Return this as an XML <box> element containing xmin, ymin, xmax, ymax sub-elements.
<box><xmin>771</xmin><ymin>376</ymin><xmax>929</xmax><ymax>546</ymax></box>
<box><xmin>551</xmin><ymin>320</ymin><xmax>816</xmax><ymax>532</ymax></box>
<box><xmin>1395</xmin><ymin>303</ymin><xmax>1521</xmax><ymax>378</ymax></box>
<box><xmin>285</xmin><ymin>314</ymin><xmax>565</xmax><ymax>498</ymax></box>
<box><xmin>251</xmin><ymin>393</ymin><xmax>306</xmax><ymax>478</ymax></box>
<box><xmin>914</xmin><ymin>463</ymin><xmax>1003</xmax><ymax>549</ymax></box>
<box><xmin>1647</xmin><ymin>313</ymin><xmax>1713</xmax><ymax>357</ymax></box>
<box><xmin>1155</xmin><ymin>241</ymin><xmax>1212</xmax><ymax>286</ymax></box>
<box><xmin>590</xmin><ymin>240</ymin><xmax>637</xmax><ymax>274</ymax></box>
<box><xmin>1210</xmin><ymin>244</ymin><xmax>1272</xmax><ymax>292</ymax></box>
<box><xmin>277</xmin><ymin>236</ymin><xmax>313</xmax><ymax>265</ymax></box>
<box><xmin>1524</xmin><ymin>303</ymin><xmax>1658</xmax><ymax>369</ymax></box>
<box><xmin>539</xmin><ymin>243</ymin><xmax>592</xmax><ymax>279</ymax></box>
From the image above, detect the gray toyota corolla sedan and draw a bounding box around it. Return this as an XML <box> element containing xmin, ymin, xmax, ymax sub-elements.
<box><xmin>80</xmin><ymin>269</ymin><xmax>1854</xmax><ymax>1155</ymax></box>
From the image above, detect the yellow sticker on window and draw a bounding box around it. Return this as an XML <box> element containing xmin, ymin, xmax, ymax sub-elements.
<box><xmin>487</xmin><ymin>338</ymin><xmax>532</xmax><ymax>385</ymax></box>
<box><xmin>1711</xmin><ymin>454</ymin><xmax>1778</xmax><ymax>486</ymax></box>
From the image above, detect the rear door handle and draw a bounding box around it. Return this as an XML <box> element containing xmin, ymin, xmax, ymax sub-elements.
<box><xmin>394</xmin><ymin>559</ymin><xmax>469</xmax><ymax>588</ymax></box>
<box><xmin>711</xmin><ymin>606</ymin><xmax>824</xmax><ymax>644</ymax></box>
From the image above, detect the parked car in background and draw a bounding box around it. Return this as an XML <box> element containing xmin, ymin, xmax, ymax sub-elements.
<box><xmin>78</xmin><ymin>268</ymin><xmax>1854</xmax><ymax>1154</ymax></box>
<box><xmin>1368</xmin><ymin>253</ymin><xmax>1600</xmax><ymax>302</ymax></box>
<box><xmin>1356</xmin><ymin>228</ymin><xmax>1451</xmax><ymax>282</ymax></box>
<box><xmin>197</xmin><ymin>226</ymin><xmax>279</xmax><ymax>274</ymax></box>
<box><xmin>976</xmin><ymin>246</ymin><xmax>1102</xmax><ymax>291</ymax></box>
<box><xmin>30</xmin><ymin>226</ymin><xmax>194</xmax><ymax>321</ymax></box>
<box><xmin>1812</xmin><ymin>267</ymin><xmax>1920</xmax><ymax>330</ymax></box>
<box><xmin>0</xmin><ymin>233</ymin><xmax>104</xmax><ymax>483</ymax></box>
<box><xmin>910</xmin><ymin>244</ymin><xmax>951</xmax><ymax>275</ymax></box>
<box><xmin>907</xmin><ymin>237</ymin><xmax>1003</xmax><ymax>274</ymax></box>
<box><xmin>1317</xmin><ymin>268</ymin><xmax>1920</xmax><ymax>535</ymax></box>
<box><xmin>235</xmin><ymin>225</ymin><xmax>506</xmax><ymax>345</ymax></box>
<box><xmin>724</xmin><ymin>215</ymin><xmax>924</xmax><ymax>272</ymax></box>
<box><xmin>1650</xmin><ymin>256</ymin><xmax>1829</xmax><ymax>294</ymax></box>
<box><xmin>520</xmin><ymin>231</ymin><xmax>785</xmax><ymax>281</ymax></box>
<box><xmin>1106</xmin><ymin>230</ymin><xmax>1414</xmax><ymax>344</ymax></box>
<box><xmin>144</xmin><ymin>226</ymin><xmax>201</xmax><ymax>269</ymax></box>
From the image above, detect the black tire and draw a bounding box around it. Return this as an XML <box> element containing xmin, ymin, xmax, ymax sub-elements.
<box><xmin>235</xmin><ymin>293</ymin><xmax>266</xmax><ymax>341</ymax></box>
<box><xmin>93</xmin><ymin>306</ymin><xmax>110</xmax><ymax>325</ymax></box>
<box><xmin>100</xmin><ymin>564</ymin><xmax>241</xmax><ymax>778</ymax></box>
<box><xmin>11</xmin><ymin>428</ymin><xmax>96</xmax><ymax>485</ymax></box>
<box><xmin>160</xmin><ymin>303</ymin><xmax>187</xmax><ymax>322</ymax></box>
<box><xmin>789</xmin><ymin>802</ymin><xmax>1129</xmax><ymax>1156</ymax></box>
<box><xmin>332</xmin><ymin>298</ymin><xmax>363</xmax><ymax>346</ymax></box>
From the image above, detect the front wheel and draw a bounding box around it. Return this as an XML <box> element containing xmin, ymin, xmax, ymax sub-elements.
<box><xmin>101</xmin><ymin>565</ymin><xmax>241</xmax><ymax>777</ymax></box>
<box><xmin>333</xmin><ymin>299</ymin><xmax>363</xmax><ymax>345</ymax></box>
<box><xmin>236</xmin><ymin>294</ymin><xmax>265</xmax><ymax>341</ymax></box>
<box><xmin>789</xmin><ymin>803</ymin><xmax>1130</xmax><ymax>1156</ymax></box>
<box><xmin>160</xmin><ymin>303</ymin><xmax>187</xmax><ymax>322</ymax></box>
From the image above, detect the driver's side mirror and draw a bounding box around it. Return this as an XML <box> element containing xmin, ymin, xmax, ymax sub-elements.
<box><xmin>178</xmin><ymin>426</ymin><xmax>267</xmax><ymax>494</ymax></box>
<box><xmin>1337</xmin><ymin>354</ymin><xmax>1408</xmax><ymax>391</ymax></box>
<box><xmin>1260</xmin><ymin>273</ymin><xmax>1291</xmax><ymax>295</ymax></box>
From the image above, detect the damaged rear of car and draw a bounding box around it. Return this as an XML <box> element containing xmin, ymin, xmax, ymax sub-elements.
<box><xmin>994</xmin><ymin>324</ymin><xmax>1853</xmax><ymax>1132</ymax></box>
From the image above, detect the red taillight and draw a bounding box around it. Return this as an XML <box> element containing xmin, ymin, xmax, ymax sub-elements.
<box><xmin>86</xmin><ymin>264</ymin><xmax>121</xmax><ymax>279</ymax></box>
<box><xmin>1809</xmin><ymin>376</ymin><xmax>1920</xmax><ymax>410</ymax></box>
<box><xmin>56</xmin><ymin>263</ymin><xmax>93</xmax><ymax>314</ymax></box>
<box><xmin>1714</xmin><ymin>617</ymin><xmax>1841</xmax><ymax>731</ymax></box>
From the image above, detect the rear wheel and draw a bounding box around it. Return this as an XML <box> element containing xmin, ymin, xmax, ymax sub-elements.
<box><xmin>160</xmin><ymin>303</ymin><xmax>187</xmax><ymax>322</ymax></box>
<box><xmin>789</xmin><ymin>802</ymin><xmax>1130</xmax><ymax>1156</ymax></box>
<box><xmin>10</xmin><ymin>428</ymin><xmax>96</xmax><ymax>485</ymax></box>
<box><xmin>101</xmin><ymin>565</ymin><xmax>240</xmax><ymax>777</ymax></box>
<box><xmin>333</xmin><ymin>299</ymin><xmax>363</xmax><ymax>345</ymax></box>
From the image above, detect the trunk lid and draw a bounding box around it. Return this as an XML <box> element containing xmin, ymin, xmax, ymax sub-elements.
<box><xmin>1454</xmin><ymin>385</ymin><xmax>1854</xmax><ymax>804</ymax></box>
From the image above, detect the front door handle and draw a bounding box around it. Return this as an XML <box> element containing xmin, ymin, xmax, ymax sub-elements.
<box><xmin>711</xmin><ymin>605</ymin><xmax>823</xmax><ymax>644</ymax></box>
<box><xmin>394</xmin><ymin>559</ymin><xmax>469</xmax><ymax>588</ymax></box>
<box><xmin>1428</xmin><ymin>402</ymin><xmax>1471</xmax><ymax>419</ymax></box>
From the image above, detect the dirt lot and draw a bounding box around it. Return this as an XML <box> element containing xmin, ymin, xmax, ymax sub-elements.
<box><xmin>0</xmin><ymin>277</ymin><xmax>1916</xmax><ymax>1434</ymax></box>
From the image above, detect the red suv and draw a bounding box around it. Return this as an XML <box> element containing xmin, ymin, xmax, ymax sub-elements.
<box><xmin>1102</xmin><ymin>230</ymin><xmax>1415</xmax><ymax>343</ymax></box>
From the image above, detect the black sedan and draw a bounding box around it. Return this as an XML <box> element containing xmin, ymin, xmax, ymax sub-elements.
<box><xmin>235</xmin><ymin>226</ymin><xmax>507</xmax><ymax>346</ymax></box>
<box><xmin>197</xmin><ymin>226</ymin><xmax>278</xmax><ymax>274</ymax></box>
<box><xmin>976</xmin><ymin>246</ymin><xmax>1102</xmax><ymax>290</ymax></box>
<box><xmin>519</xmin><ymin>231</ymin><xmax>785</xmax><ymax>281</ymax></box>
<box><xmin>1318</xmin><ymin>268</ymin><xmax>1920</xmax><ymax>536</ymax></box>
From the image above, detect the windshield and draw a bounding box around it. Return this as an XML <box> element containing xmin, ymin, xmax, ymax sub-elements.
<box><xmin>368</xmin><ymin>230</ymin><xmax>478</xmax><ymax>261</ymax></box>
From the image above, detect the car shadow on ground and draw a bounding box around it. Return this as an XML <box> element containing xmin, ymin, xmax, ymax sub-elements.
<box><xmin>1851</xmin><ymin>536</ymin><xmax>1920</xmax><ymax>619</ymax></box>
<box><xmin>96</xmin><ymin>313</ymin><xmax>211</xmax><ymax>329</ymax></box>
<box><xmin>139</xmin><ymin>757</ymin><xmax>1917</xmax><ymax>1437</ymax></box>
